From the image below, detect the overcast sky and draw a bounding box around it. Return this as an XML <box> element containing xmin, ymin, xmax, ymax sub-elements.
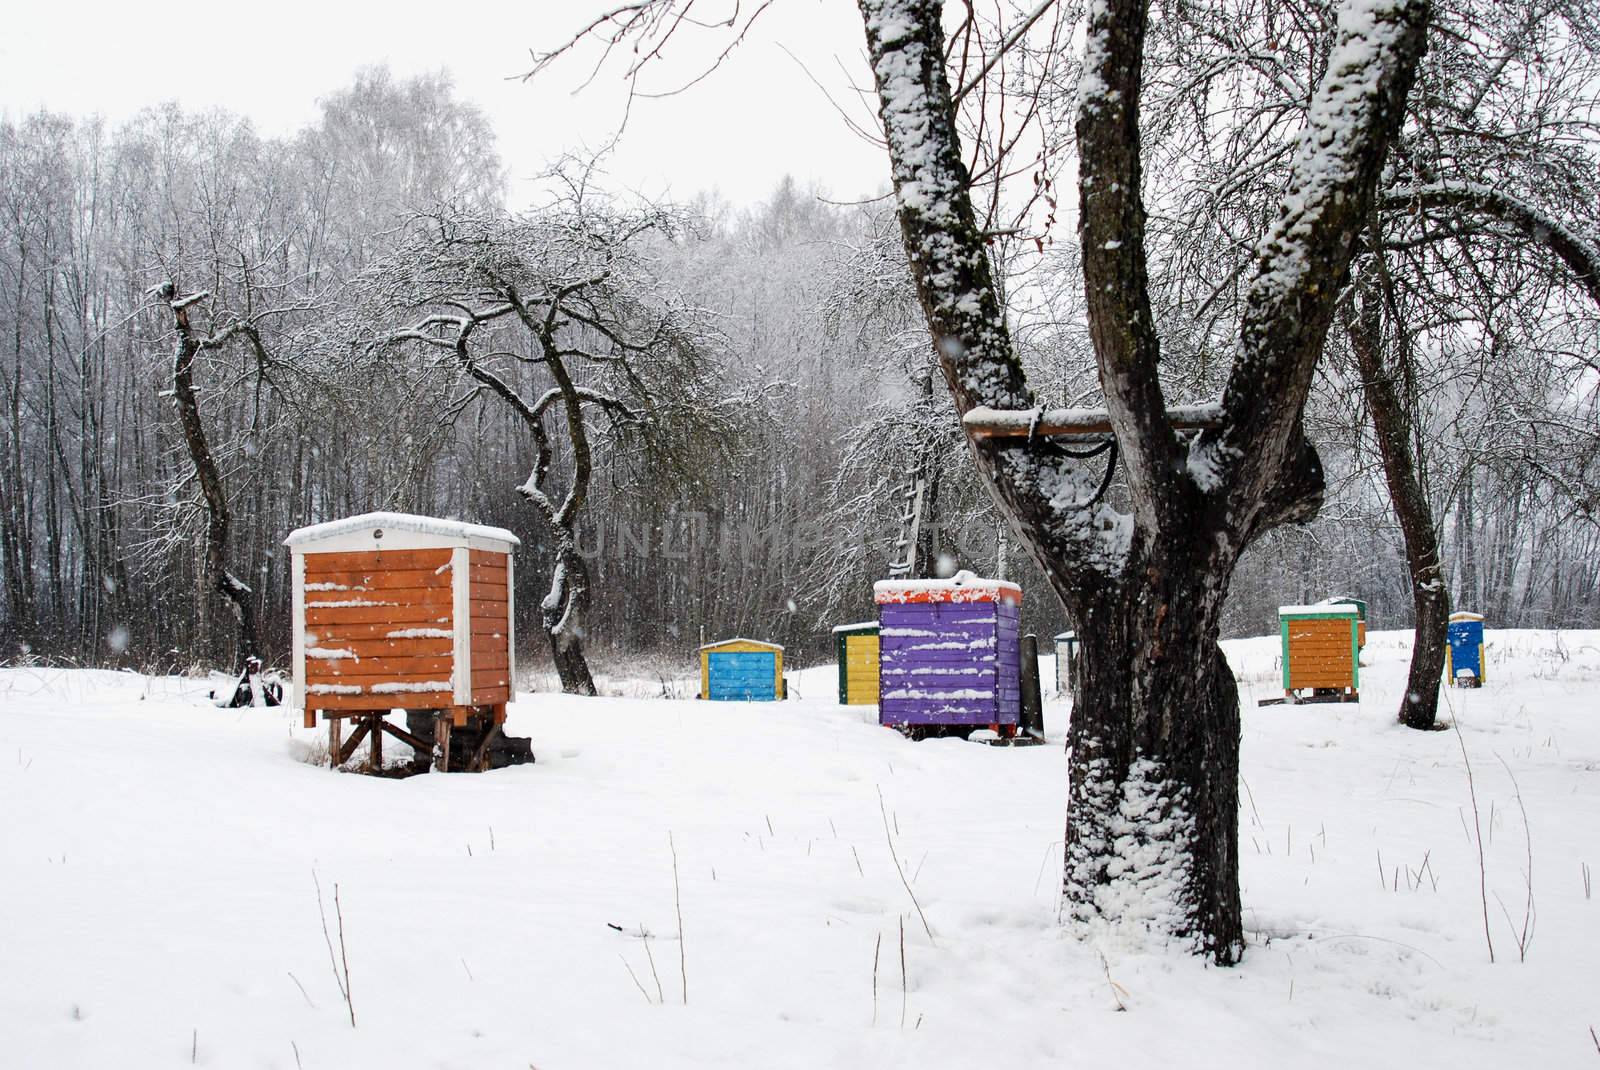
<box><xmin>0</xmin><ymin>0</ymin><xmax>892</xmax><ymax>210</ymax></box>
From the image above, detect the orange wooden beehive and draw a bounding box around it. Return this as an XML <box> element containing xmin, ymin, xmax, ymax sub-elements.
<box><xmin>286</xmin><ymin>513</ymin><xmax>517</xmax><ymax>734</ymax></box>
<box><xmin>1277</xmin><ymin>603</ymin><xmax>1360</xmax><ymax>703</ymax></box>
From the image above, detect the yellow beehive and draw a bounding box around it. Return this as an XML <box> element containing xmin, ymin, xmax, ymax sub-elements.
<box><xmin>833</xmin><ymin>621</ymin><xmax>880</xmax><ymax>705</ymax></box>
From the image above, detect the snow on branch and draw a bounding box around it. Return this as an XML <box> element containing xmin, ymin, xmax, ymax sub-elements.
<box><xmin>1211</xmin><ymin>0</ymin><xmax>1429</xmax><ymax>522</ymax></box>
<box><xmin>963</xmin><ymin>403</ymin><xmax>1222</xmax><ymax>440</ymax></box>
<box><xmin>1381</xmin><ymin>181</ymin><xmax>1600</xmax><ymax>305</ymax></box>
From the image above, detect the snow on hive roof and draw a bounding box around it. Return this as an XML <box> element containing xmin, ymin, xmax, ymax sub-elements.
<box><xmin>285</xmin><ymin>511</ymin><xmax>519</xmax><ymax>548</ymax></box>
<box><xmin>1278</xmin><ymin>603</ymin><xmax>1359</xmax><ymax>616</ymax></box>
<box><xmin>1449</xmin><ymin>611</ymin><xmax>1485</xmax><ymax>622</ymax></box>
<box><xmin>831</xmin><ymin>621</ymin><xmax>878</xmax><ymax>633</ymax></box>
<box><xmin>698</xmin><ymin>637</ymin><xmax>784</xmax><ymax>651</ymax></box>
<box><xmin>874</xmin><ymin>570</ymin><xmax>1022</xmax><ymax>605</ymax></box>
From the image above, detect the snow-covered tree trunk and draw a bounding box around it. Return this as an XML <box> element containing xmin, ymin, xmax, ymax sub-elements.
<box><xmin>542</xmin><ymin>538</ymin><xmax>598</xmax><ymax>696</ymax></box>
<box><xmin>859</xmin><ymin>0</ymin><xmax>1429</xmax><ymax>962</ymax></box>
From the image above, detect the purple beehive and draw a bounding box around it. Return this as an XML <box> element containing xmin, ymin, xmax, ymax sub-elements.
<box><xmin>874</xmin><ymin>571</ymin><xmax>1022</xmax><ymax>729</ymax></box>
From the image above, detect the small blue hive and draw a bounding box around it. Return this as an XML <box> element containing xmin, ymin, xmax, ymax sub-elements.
<box><xmin>1446</xmin><ymin>612</ymin><xmax>1485</xmax><ymax>687</ymax></box>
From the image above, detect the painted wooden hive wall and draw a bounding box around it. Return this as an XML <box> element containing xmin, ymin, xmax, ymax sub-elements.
<box><xmin>1281</xmin><ymin>616</ymin><xmax>1359</xmax><ymax>690</ymax></box>
<box><xmin>838</xmin><ymin>632</ymin><xmax>880</xmax><ymax>705</ymax></box>
<box><xmin>1446</xmin><ymin>618</ymin><xmax>1485</xmax><ymax>680</ymax></box>
<box><xmin>468</xmin><ymin>549</ymin><xmax>513</xmax><ymax>705</ymax></box>
<box><xmin>703</xmin><ymin>648</ymin><xmax>780</xmax><ymax>700</ymax></box>
<box><xmin>878</xmin><ymin>601</ymin><xmax>1020</xmax><ymax>726</ymax></box>
<box><xmin>302</xmin><ymin>548</ymin><xmax>456</xmax><ymax>709</ymax></box>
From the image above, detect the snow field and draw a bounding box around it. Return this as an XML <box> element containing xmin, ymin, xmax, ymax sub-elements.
<box><xmin>1</xmin><ymin>629</ymin><xmax>1596</xmax><ymax>1068</ymax></box>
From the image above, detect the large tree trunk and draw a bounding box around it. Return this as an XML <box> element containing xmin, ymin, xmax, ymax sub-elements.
<box><xmin>858</xmin><ymin>0</ymin><xmax>1428</xmax><ymax>963</ymax></box>
<box><xmin>1346</xmin><ymin>281</ymin><xmax>1449</xmax><ymax>729</ymax></box>
<box><xmin>1066</xmin><ymin>547</ymin><xmax>1244</xmax><ymax>962</ymax></box>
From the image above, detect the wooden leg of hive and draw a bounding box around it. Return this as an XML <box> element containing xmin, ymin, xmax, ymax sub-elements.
<box><xmin>493</xmin><ymin>703</ymin><xmax>506</xmax><ymax>726</ymax></box>
<box><xmin>370</xmin><ymin>715</ymin><xmax>383</xmax><ymax>771</ymax></box>
<box><xmin>304</xmin><ymin>707</ymin><xmax>316</xmax><ymax>730</ymax></box>
<box><xmin>337</xmin><ymin>717</ymin><xmax>372</xmax><ymax>765</ymax></box>
<box><xmin>469</xmin><ymin>724</ymin><xmax>501</xmax><ymax>773</ymax></box>
<box><xmin>451</xmin><ymin>705</ymin><xmax>468</xmax><ymax>728</ymax></box>
<box><xmin>434</xmin><ymin>714</ymin><xmax>451</xmax><ymax>773</ymax></box>
<box><xmin>328</xmin><ymin>716</ymin><xmax>342</xmax><ymax>770</ymax></box>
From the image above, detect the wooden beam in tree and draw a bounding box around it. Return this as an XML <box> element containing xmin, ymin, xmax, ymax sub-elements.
<box><xmin>961</xmin><ymin>403</ymin><xmax>1222</xmax><ymax>441</ymax></box>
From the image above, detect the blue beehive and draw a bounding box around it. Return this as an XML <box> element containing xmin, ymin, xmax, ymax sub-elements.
<box><xmin>698</xmin><ymin>638</ymin><xmax>783</xmax><ymax>700</ymax></box>
<box><xmin>1446</xmin><ymin>612</ymin><xmax>1485</xmax><ymax>687</ymax></box>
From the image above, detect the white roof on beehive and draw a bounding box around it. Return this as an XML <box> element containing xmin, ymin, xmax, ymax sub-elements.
<box><xmin>698</xmin><ymin>637</ymin><xmax>784</xmax><ymax>651</ymax></box>
<box><xmin>831</xmin><ymin>620</ymin><xmax>878</xmax><ymax>633</ymax></box>
<box><xmin>874</xmin><ymin>570</ymin><xmax>1021</xmax><ymax>603</ymax></box>
<box><xmin>284</xmin><ymin>511</ymin><xmax>519</xmax><ymax>548</ymax></box>
<box><xmin>1277</xmin><ymin>603</ymin><xmax>1358</xmax><ymax>616</ymax></box>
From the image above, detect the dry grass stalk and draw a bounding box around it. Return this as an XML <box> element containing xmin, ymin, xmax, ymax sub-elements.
<box><xmin>1450</xmin><ymin>718</ymin><xmax>1495</xmax><ymax>964</ymax></box>
<box><xmin>313</xmin><ymin>870</ymin><xmax>357</xmax><ymax>1026</ymax></box>
<box><xmin>670</xmin><ymin>831</ymin><xmax>687</xmax><ymax>1005</ymax></box>
<box><xmin>871</xmin><ymin>931</ymin><xmax>882</xmax><ymax>1026</ymax></box>
<box><xmin>878</xmin><ymin>787</ymin><xmax>934</xmax><ymax>943</ymax></box>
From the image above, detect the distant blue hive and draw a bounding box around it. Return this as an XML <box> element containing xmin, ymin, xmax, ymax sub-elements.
<box><xmin>1446</xmin><ymin>612</ymin><xmax>1485</xmax><ymax>687</ymax></box>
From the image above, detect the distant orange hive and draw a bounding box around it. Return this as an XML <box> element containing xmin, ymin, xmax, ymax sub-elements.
<box><xmin>287</xmin><ymin>513</ymin><xmax>517</xmax><ymax>722</ymax></box>
<box><xmin>1278</xmin><ymin>604</ymin><xmax>1360</xmax><ymax>702</ymax></box>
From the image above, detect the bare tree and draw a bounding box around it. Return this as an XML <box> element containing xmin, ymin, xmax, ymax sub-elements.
<box><xmin>156</xmin><ymin>283</ymin><xmax>270</xmax><ymax>667</ymax></box>
<box><xmin>1143</xmin><ymin>0</ymin><xmax>1600</xmax><ymax>729</ymax></box>
<box><xmin>355</xmin><ymin>190</ymin><xmax>731</xmax><ymax>693</ymax></box>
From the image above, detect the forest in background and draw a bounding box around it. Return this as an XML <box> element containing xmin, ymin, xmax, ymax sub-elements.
<box><xmin>2</xmin><ymin>65</ymin><xmax>1596</xmax><ymax>677</ymax></box>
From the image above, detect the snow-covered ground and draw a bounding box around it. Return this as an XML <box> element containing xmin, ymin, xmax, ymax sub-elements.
<box><xmin>2</xmin><ymin>630</ymin><xmax>1597</xmax><ymax>1068</ymax></box>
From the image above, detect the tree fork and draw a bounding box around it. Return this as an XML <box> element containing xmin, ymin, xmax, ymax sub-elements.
<box><xmin>860</xmin><ymin>0</ymin><xmax>1429</xmax><ymax>964</ymax></box>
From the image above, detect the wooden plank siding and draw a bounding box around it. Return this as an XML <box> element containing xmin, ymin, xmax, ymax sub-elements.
<box><xmin>836</xmin><ymin>627</ymin><xmax>880</xmax><ymax>705</ymax></box>
<box><xmin>303</xmin><ymin>548</ymin><xmax>453</xmax><ymax>573</ymax></box>
<box><xmin>467</xmin><ymin>549</ymin><xmax>513</xmax><ymax>705</ymax></box>
<box><xmin>698</xmin><ymin>639</ymin><xmax>784</xmax><ymax>700</ymax></box>
<box><xmin>302</xmin><ymin>547</ymin><xmax>457</xmax><ymax>711</ymax></box>
<box><xmin>874</xmin><ymin>580</ymin><xmax>1022</xmax><ymax>728</ymax></box>
<box><xmin>287</xmin><ymin>515</ymin><xmax>521</xmax><ymax>728</ymax></box>
<box><xmin>1280</xmin><ymin>614</ymin><xmax>1360</xmax><ymax>692</ymax></box>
